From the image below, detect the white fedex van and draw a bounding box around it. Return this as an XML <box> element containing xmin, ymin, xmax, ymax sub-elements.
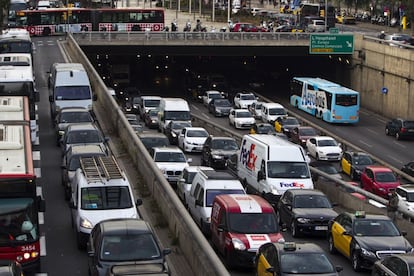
<box><xmin>158</xmin><ymin>97</ymin><xmax>191</xmax><ymax>133</ymax></box>
<box><xmin>48</xmin><ymin>63</ymin><xmax>96</xmax><ymax>118</ymax></box>
<box><xmin>237</xmin><ymin>134</ymin><xmax>313</xmax><ymax>206</ymax></box>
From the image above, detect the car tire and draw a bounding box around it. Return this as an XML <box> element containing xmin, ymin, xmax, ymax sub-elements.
<box><xmin>396</xmin><ymin>132</ymin><xmax>401</xmax><ymax>140</ymax></box>
<box><xmin>328</xmin><ymin>235</ymin><xmax>337</xmax><ymax>254</ymax></box>
<box><xmin>385</xmin><ymin>127</ymin><xmax>390</xmax><ymax>135</ymax></box>
<box><xmin>291</xmin><ymin>221</ymin><xmax>299</xmax><ymax>237</ymax></box>
<box><xmin>351</xmin><ymin>251</ymin><xmax>362</xmax><ymax>272</ymax></box>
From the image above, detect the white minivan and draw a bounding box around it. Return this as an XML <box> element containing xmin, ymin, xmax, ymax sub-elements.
<box><xmin>49</xmin><ymin>63</ymin><xmax>96</xmax><ymax>118</ymax></box>
<box><xmin>158</xmin><ymin>97</ymin><xmax>191</xmax><ymax>133</ymax></box>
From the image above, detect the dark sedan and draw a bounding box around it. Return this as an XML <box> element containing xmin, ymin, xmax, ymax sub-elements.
<box><xmin>340</xmin><ymin>151</ymin><xmax>375</xmax><ymax>180</ymax></box>
<box><xmin>290</xmin><ymin>126</ymin><xmax>318</xmax><ymax>148</ymax></box>
<box><xmin>372</xmin><ymin>253</ymin><xmax>414</xmax><ymax>276</ymax></box>
<box><xmin>277</xmin><ymin>189</ymin><xmax>338</xmax><ymax>237</ymax></box>
<box><xmin>201</xmin><ymin>136</ymin><xmax>239</xmax><ymax>169</ymax></box>
<box><xmin>385</xmin><ymin>118</ymin><xmax>414</xmax><ymax>140</ymax></box>
<box><xmin>208</xmin><ymin>98</ymin><xmax>232</xmax><ymax>117</ymax></box>
<box><xmin>402</xmin><ymin>161</ymin><xmax>414</xmax><ymax>177</ymax></box>
<box><xmin>87</xmin><ymin>218</ymin><xmax>171</xmax><ymax>276</ymax></box>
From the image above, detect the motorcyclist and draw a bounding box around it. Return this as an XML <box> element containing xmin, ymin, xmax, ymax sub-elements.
<box><xmin>171</xmin><ymin>19</ymin><xmax>178</xmax><ymax>32</ymax></box>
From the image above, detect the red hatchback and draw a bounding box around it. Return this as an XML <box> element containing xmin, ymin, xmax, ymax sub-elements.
<box><xmin>231</xmin><ymin>23</ymin><xmax>259</xmax><ymax>32</ymax></box>
<box><xmin>360</xmin><ymin>166</ymin><xmax>400</xmax><ymax>199</ymax></box>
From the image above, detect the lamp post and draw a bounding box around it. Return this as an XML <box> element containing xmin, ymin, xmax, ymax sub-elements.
<box><xmin>324</xmin><ymin>0</ymin><xmax>327</xmax><ymax>31</ymax></box>
<box><xmin>227</xmin><ymin>0</ymin><xmax>231</xmax><ymax>23</ymax></box>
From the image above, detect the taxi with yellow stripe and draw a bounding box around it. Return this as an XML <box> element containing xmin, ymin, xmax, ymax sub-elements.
<box><xmin>340</xmin><ymin>151</ymin><xmax>374</xmax><ymax>180</ymax></box>
<box><xmin>255</xmin><ymin>242</ymin><xmax>342</xmax><ymax>275</ymax></box>
<box><xmin>327</xmin><ymin>211</ymin><xmax>413</xmax><ymax>272</ymax></box>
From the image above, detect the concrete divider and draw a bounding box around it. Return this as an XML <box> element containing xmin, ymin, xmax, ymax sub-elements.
<box><xmin>64</xmin><ymin>34</ymin><xmax>230</xmax><ymax>276</ymax></box>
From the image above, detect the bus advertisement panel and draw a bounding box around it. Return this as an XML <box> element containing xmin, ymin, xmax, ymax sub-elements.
<box><xmin>15</xmin><ymin>7</ymin><xmax>165</xmax><ymax>35</ymax></box>
<box><xmin>0</xmin><ymin>105</ymin><xmax>45</xmax><ymax>273</ymax></box>
<box><xmin>290</xmin><ymin>77</ymin><xmax>359</xmax><ymax>124</ymax></box>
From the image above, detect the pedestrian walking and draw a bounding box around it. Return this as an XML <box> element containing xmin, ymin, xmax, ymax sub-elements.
<box><xmin>387</xmin><ymin>190</ymin><xmax>399</xmax><ymax>222</ymax></box>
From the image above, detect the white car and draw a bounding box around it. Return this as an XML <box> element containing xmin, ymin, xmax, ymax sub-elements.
<box><xmin>396</xmin><ymin>185</ymin><xmax>414</xmax><ymax>214</ymax></box>
<box><xmin>178</xmin><ymin>127</ymin><xmax>209</xmax><ymax>153</ymax></box>
<box><xmin>228</xmin><ymin>109</ymin><xmax>255</xmax><ymax>129</ymax></box>
<box><xmin>233</xmin><ymin>92</ymin><xmax>257</xmax><ymax>109</ymax></box>
<box><xmin>202</xmin><ymin>90</ymin><xmax>223</xmax><ymax>107</ymax></box>
<box><xmin>248</xmin><ymin>101</ymin><xmax>263</xmax><ymax>119</ymax></box>
<box><xmin>306</xmin><ymin>136</ymin><xmax>343</xmax><ymax>161</ymax></box>
<box><xmin>176</xmin><ymin>166</ymin><xmax>214</xmax><ymax>207</ymax></box>
<box><xmin>152</xmin><ymin>146</ymin><xmax>192</xmax><ymax>185</ymax></box>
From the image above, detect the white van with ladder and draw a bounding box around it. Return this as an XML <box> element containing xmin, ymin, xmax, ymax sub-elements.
<box><xmin>69</xmin><ymin>156</ymin><xmax>142</xmax><ymax>249</ymax></box>
<box><xmin>237</xmin><ymin>134</ymin><xmax>314</xmax><ymax>206</ymax></box>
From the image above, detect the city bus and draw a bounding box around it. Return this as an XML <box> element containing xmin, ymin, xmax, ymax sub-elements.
<box><xmin>0</xmin><ymin>28</ymin><xmax>33</xmax><ymax>59</ymax></box>
<box><xmin>15</xmin><ymin>7</ymin><xmax>165</xmax><ymax>35</ymax></box>
<box><xmin>7</xmin><ymin>0</ymin><xmax>28</xmax><ymax>27</ymax></box>
<box><xmin>0</xmin><ymin>97</ymin><xmax>45</xmax><ymax>273</ymax></box>
<box><xmin>290</xmin><ymin>77</ymin><xmax>360</xmax><ymax>124</ymax></box>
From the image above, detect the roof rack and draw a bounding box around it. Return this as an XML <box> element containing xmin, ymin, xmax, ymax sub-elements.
<box><xmin>79</xmin><ymin>156</ymin><xmax>124</xmax><ymax>182</ymax></box>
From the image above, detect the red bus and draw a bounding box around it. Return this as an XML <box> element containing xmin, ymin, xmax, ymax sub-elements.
<box><xmin>0</xmin><ymin>96</ymin><xmax>45</xmax><ymax>273</ymax></box>
<box><xmin>15</xmin><ymin>7</ymin><xmax>165</xmax><ymax>35</ymax></box>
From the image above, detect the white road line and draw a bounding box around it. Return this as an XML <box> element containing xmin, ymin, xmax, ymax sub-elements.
<box><xmin>34</xmin><ymin>136</ymin><xmax>40</xmax><ymax>146</ymax></box>
<box><xmin>366</xmin><ymin>128</ymin><xmax>379</xmax><ymax>135</ymax></box>
<box><xmin>33</xmin><ymin>151</ymin><xmax>40</xmax><ymax>161</ymax></box>
<box><xmin>36</xmin><ymin>186</ymin><xmax>42</xmax><ymax>196</ymax></box>
<box><xmin>35</xmin><ymin>167</ymin><xmax>42</xmax><ymax>178</ymax></box>
<box><xmin>202</xmin><ymin>113</ymin><xmax>210</xmax><ymax>119</ymax></box>
<box><xmin>389</xmin><ymin>155</ymin><xmax>404</xmax><ymax>164</ymax></box>
<box><xmin>358</xmin><ymin>140</ymin><xmax>373</xmax><ymax>148</ymax></box>
<box><xmin>38</xmin><ymin>212</ymin><xmax>44</xmax><ymax>225</ymax></box>
<box><xmin>393</xmin><ymin>142</ymin><xmax>407</xmax><ymax>148</ymax></box>
<box><xmin>191</xmin><ymin>105</ymin><xmax>200</xmax><ymax>111</ymax></box>
<box><xmin>40</xmin><ymin>235</ymin><xmax>46</xmax><ymax>256</ymax></box>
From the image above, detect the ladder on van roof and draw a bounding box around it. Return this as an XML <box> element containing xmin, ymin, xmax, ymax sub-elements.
<box><xmin>79</xmin><ymin>156</ymin><xmax>124</xmax><ymax>182</ymax></box>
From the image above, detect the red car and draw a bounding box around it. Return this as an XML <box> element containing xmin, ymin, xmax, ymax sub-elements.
<box><xmin>360</xmin><ymin>166</ymin><xmax>400</xmax><ymax>199</ymax></box>
<box><xmin>231</xmin><ymin>23</ymin><xmax>259</xmax><ymax>32</ymax></box>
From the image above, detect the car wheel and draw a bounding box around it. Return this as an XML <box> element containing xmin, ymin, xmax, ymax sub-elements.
<box><xmin>351</xmin><ymin>251</ymin><xmax>362</xmax><ymax>272</ymax></box>
<box><xmin>291</xmin><ymin>221</ymin><xmax>299</xmax><ymax>237</ymax></box>
<box><xmin>328</xmin><ymin>235</ymin><xmax>337</xmax><ymax>254</ymax></box>
<box><xmin>396</xmin><ymin>132</ymin><xmax>401</xmax><ymax>140</ymax></box>
<box><xmin>315</xmin><ymin>153</ymin><xmax>320</xmax><ymax>161</ymax></box>
<box><xmin>385</xmin><ymin>127</ymin><xmax>390</xmax><ymax>135</ymax></box>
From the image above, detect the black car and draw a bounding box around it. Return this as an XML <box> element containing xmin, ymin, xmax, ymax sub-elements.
<box><xmin>385</xmin><ymin>118</ymin><xmax>414</xmax><ymax>140</ymax></box>
<box><xmin>277</xmin><ymin>189</ymin><xmax>338</xmax><ymax>237</ymax></box>
<box><xmin>164</xmin><ymin>120</ymin><xmax>192</xmax><ymax>145</ymax></box>
<box><xmin>328</xmin><ymin>211</ymin><xmax>413</xmax><ymax>272</ymax></box>
<box><xmin>401</xmin><ymin>161</ymin><xmax>414</xmax><ymax>177</ymax></box>
<box><xmin>340</xmin><ymin>151</ymin><xmax>375</xmax><ymax>180</ymax></box>
<box><xmin>255</xmin><ymin>242</ymin><xmax>342</xmax><ymax>276</ymax></box>
<box><xmin>250</xmin><ymin>123</ymin><xmax>277</xmax><ymax>135</ymax></box>
<box><xmin>208</xmin><ymin>98</ymin><xmax>232</xmax><ymax>117</ymax></box>
<box><xmin>372</xmin><ymin>253</ymin><xmax>414</xmax><ymax>276</ymax></box>
<box><xmin>87</xmin><ymin>218</ymin><xmax>171</xmax><ymax>276</ymax></box>
<box><xmin>137</xmin><ymin>132</ymin><xmax>170</xmax><ymax>152</ymax></box>
<box><xmin>201</xmin><ymin>136</ymin><xmax>239</xmax><ymax>169</ymax></box>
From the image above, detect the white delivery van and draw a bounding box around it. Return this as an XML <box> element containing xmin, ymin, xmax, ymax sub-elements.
<box><xmin>261</xmin><ymin>102</ymin><xmax>287</xmax><ymax>124</ymax></box>
<box><xmin>237</xmin><ymin>134</ymin><xmax>313</xmax><ymax>206</ymax></box>
<box><xmin>158</xmin><ymin>98</ymin><xmax>191</xmax><ymax>133</ymax></box>
<box><xmin>48</xmin><ymin>63</ymin><xmax>96</xmax><ymax>118</ymax></box>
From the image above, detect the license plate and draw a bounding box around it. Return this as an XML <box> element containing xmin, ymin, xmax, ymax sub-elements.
<box><xmin>315</xmin><ymin>226</ymin><xmax>328</xmax><ymax>230</ymax></box>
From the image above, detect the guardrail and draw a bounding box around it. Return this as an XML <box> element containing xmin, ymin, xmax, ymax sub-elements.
<box><xmin>72</xmin><ymin>31</ymin><xmax>311</xmax><ymax>44</ymax></box>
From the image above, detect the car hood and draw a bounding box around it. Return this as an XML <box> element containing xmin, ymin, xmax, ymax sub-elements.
<box><xmin>215</xmin><ymin>106</ymin><xmax>231</xmax><ymax>111</ymax></box>
<box><xmin>235</xmin><ymin>117</ymin><xmax>255</xmax><ymax>123</ymax></box>
<box><xmin>354</xmin><ymin>236</ymin><xmax>412</xmax><ymax>252</ymax></box>
<box><xmin>156</xmin><ymin>162</ymin><xmax>189</xmax><ymax>170</ymax></box>
<box><xmin>211</xmin><ymin>149</ymin><xmax>237</xmax><ymax>156</ymax></box>
<box><xmin>293</xmin><ymin>208</ymin><xmax>338</xmax><ymax>219</ymax></box>
<box><xmin>185</xmin><ymin>137</ymin><xmax>208</xmax><ymax>144</ymax></box>
<box><xmin>318</xmin><ymin>146</ymin><xmax>342</xmax><ymax>154</ymax></box>
<box><xmin>82</xmin><ymin>208</ymin><xmax>139</xmax><ymax>229</ymax></box>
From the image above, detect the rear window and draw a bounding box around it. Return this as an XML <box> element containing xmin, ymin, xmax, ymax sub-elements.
<box><xmin>81</xmin><ymin>186</ymin><xmax>133</xmax><ymax>210</ymax></box>
<box><xmin>403</xmin><ymin>121</ymin><xmax>414</xmax><ymax>128</ymax></box>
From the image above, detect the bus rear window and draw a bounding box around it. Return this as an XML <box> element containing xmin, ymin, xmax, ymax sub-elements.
<box><xmin>335</xmin><ymin>94</ymin><xmax>357</xmax><ymax>106</ymax></box>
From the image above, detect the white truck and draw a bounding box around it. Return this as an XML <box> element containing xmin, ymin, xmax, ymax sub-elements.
<box><xmin>237</xmin><ymin>134</ymin><xmax>314</xmax><ymax>207</ymax></box>
<box><xmin>158</xmin><ymin>97</ymin><xmax>191</xmax><ymax>133</ymax></box>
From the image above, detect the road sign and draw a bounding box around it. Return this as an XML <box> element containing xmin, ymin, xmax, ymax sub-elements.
<box><xmin>329</xmin><ymin>28</ymin><xmax>339</xmax><ymax>33</ymax></box>
<box><xmin>309</xmin><ymin>34</ymin><xmax>354</xmax><ymax>54</ymax></box>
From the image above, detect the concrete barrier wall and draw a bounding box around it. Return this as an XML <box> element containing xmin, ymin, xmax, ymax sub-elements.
<box><xmin>64</xmin><ymin>34</ymin><xmax>230</xmax><ymax>276</ymax></box>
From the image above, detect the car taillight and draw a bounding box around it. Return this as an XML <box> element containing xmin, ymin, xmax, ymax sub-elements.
<box><xmin>401</xmin><ymin>127</ymin><xmax>407</xmax><ymax>133</ymax></box>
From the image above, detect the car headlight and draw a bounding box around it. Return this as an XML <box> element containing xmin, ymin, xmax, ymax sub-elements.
<box><xmin>80</xmin><ymin>217</ymin><xmax>93</xmax><ymax>229</ymax></box>
<box><xmin>59</xmin><ymin>130</ymin><xmax>65</xmax><ymax>136</ymax></box>
<box><xmin>360</xmin><ymin>247</ymin><xmax>376</xmax><ymax>258</ymax></box>
<box><xmin>232</xmin><ymin>238</ymin><xmax>246</xmax><ymax>251</ymax></box>
<box><xmin>379</xmin><ymin>188</ymin><xmax>386</xmax><ymax>192</ymax></box>
<box><xmin>212</xmin><ymin>154</ymin><xmax>224</xmax><ymax>159</ymax></box>
<box><xmin>296</xmin><ymin>217</ymin><xmax>311</xmax><ymax>224</ymax></box>
<box><xmin>171</xmin><ymin>132</ymin><xmax>177</xmax><ymax>137</ymax></box>
<box><xmin>151</xmin><ymin>120</ymin><xmax>157</xmax><ymax>123</ymax></box>
<box><xmin>206</xmin><ymin>217</ymin><xmax>211</xmax><ymax>223</ymax></box>
<box><xmin>301</xmin><ymin>139</ymin><xmax>306</xmax><ymax>143</ymax></box>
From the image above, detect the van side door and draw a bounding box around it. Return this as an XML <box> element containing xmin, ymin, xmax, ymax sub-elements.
<box><xmin>188</xmin><ymin>183</ymin><xmax>201</xmax><ymax>218</ymax></box>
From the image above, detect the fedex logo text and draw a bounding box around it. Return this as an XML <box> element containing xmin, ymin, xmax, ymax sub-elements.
<box><xmin>280</xmin><ymin>182</ymin><xmax>305</xmax><ymax>188</ymax></box>
<box><xmin>240</xmin><ymin>139</ymin><xmax>257</xmax><ymax>171</ymax></box>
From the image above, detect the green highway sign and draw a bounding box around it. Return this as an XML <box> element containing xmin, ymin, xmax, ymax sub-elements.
<box><xmin>309</xmin><ymin>34</ymin><xmax>354</xmax><ymax>54</ymax></box>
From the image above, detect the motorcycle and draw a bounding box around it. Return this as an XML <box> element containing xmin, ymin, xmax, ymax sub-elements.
<box><xmin>171</xmin><ymin>20</ymin><xmax>178</xmax><ymax>32</ymax></box>
<box><xmin>183</xmin><ymin>21</ymin><xmax>191</xmax><ymax>32</ymax></box>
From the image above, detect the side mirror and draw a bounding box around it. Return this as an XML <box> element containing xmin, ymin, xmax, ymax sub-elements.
<box><xmin>136</xmin><ymin>198</ymin><xmax>143</xmax><ymax>206</ymax></box>
<box><xmin>92</xmin><ymin>94</ymin><xmax>98</xmax><ymax>101</ymax></box>
<box><xmin>342</xmin><ymin>230</ymin><xmax>351</xmax><ymax>236</ymax></box>
<box><xmin>163</xmin><ymin>248</ymin><xmax>172</xmax><ymax>256</ymax></box>
<box><xmin>187</xmin><ymin>158</ymin><xmax>193</xmax><ymax>163</ymax></box>
<box><xmin>401</xmin><ymin>231</ymin><xmax>407</xmax><ymax>236</ymax></box>
<box><xmin>335</xmin><ymin>265</ymin><xmax>343</xmax><ymax>272</ymax></box>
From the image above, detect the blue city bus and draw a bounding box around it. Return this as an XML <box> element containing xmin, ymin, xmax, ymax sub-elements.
<box><xmin>290</xmin><ymin>77</ymin><xmax>359</xmax><ymax>124</ymax></box>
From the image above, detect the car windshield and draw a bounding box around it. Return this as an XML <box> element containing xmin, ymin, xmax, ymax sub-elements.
<box><xmin>187</xmin><ymin>130</ymin><xmax>208</xmax><ymax>137</ymax></box>
<box><xmin>171</xmin><ymin>122</ymin><xmax>192</xmax><ymax>130</ymax></box>
<box><xmin>154</xmin><ymin>152</ymin><xmax>186</xmax><ymax>162</ymax></box>
<box><xmin>66</xmin><ymin>130</ymin><xmax>103</xmax><ymax>144</ymax></box>
<box><xmin>375</xmin><ymin>172</ymin><xmax>397</xmax><ymax>182</ymax></box>
<box><xmin>352</xmin><ymin>155</ymin><xmax>373</xmax><ymax>165</ymax></box>
<box><xmin>228</xmin><ymin>213</ymin><xmax>278</xmax><ymax>234</ymax></box>
<box><xmin>209</xmin><ymin>93</ymin><xmax>222</xmax><ymax>99</ymax></box>
<box><xmin>211</xmin><ymin>139</ymin><xmax>238</xmax><ymax>150</ymax></box>
<box><xmin>214</xmin><ymin>99</ymin><xmax>231</xmax><ymax>107</ymax></box>
<box><xmin>55</xmin><ymin>86</ymin><xmax>91</xmax><ymax>100</ymax></box>
<box><xmin>403</xmin><ymin>121</ymin><xmax>414</xmax><ymax>128</ymax></box>
<box><xmin>148</xmin><ymin>109</ymin><xmax>159</xmax><ymax>116</ymax></box>
<box><xmin>283</xmin><ymin>118</ymin><xmax>299</xmax><ymax>125</ymax></box>
<box><xmin>281</xmin><ymin>253</ymin><xmax>335</xmax><ymax>274</ymax></box>
<box><xmin>236</xmin><ymin>111</ymin><xmax>252</xmax><ymax>118</ymax></box>
<box><xmin>81</xmin><ymin>186</ymin><xmax>133</xmax><ymax>210</ymax></box>
<box><xmin>267</xmin><ymin>162</ymin><xmax>310</xmax><ymax>178</ymax></box>
<box><xmin>353</xmin><ymin>219</ymin><xmax>400</xmax><ymax>236</ymax></box>
<box><xmin>317</xmin><ymin>139</ymin><xmax>338</xmax><ymax>147</ymax></box>
<box><xmin>257</xmin><ymin>125</ymin><xmax>275</xmax><ymax>134</ymax></box>
<box><xmin>206</xmin><ymin>189</ymin><xmax>244</xmax><ymax>207</ymax></box>
<box><xmin>143</xmin><ymin>99</ymin><xmax>160</xmax><ymax>108</ymax></box>
<box><xmin>100</xmin><ymin>233</ymin><xmax>161</xmax><ymax>261</ymax></box>
<box><xmin>293</xmin><ymin>195</ymin><xmax>332</xmax><ymax>208</ymax></box>
<box><xmin>240</xmin><ymin>94</ymin><xmax>255</xmax><ymax>100</ymax></box>
<box><xmin>139</xmin><ymin>137</ymin><xmax>169</xmax><ymax>150</ymax></box>
<box><xmin>59</xmin><ymin>111</ymin><xmax>93</xmax><ymax>124</ymax></box>
<box><xmin>406</xmin><ymin>192</ymin><xmax>414</xmax><ymax>202</ymax></box>
<box><xmin>269</xmin><ymin>108</ymin><xmax>286</xmax><ymax>116</ymax></box>
<box><xmin>299</xmin><ymin>128</ymin><xmax>317</xmax><ymax>136</ymax></box>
